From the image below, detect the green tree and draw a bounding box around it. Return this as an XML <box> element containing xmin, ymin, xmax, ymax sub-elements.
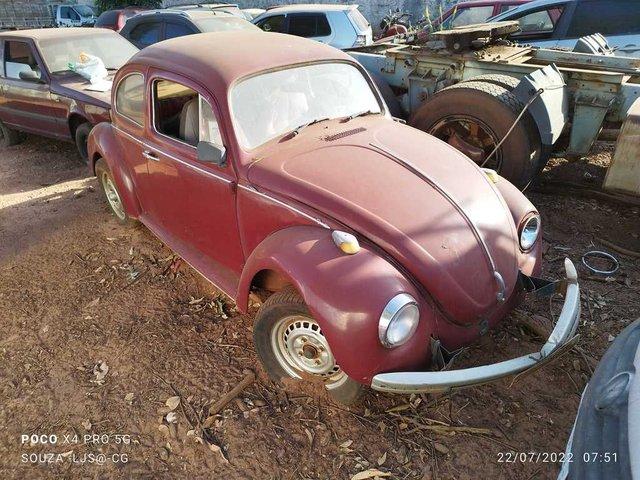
<box><xmin>94</xmin><ymin>0</ymin><xmax>162</xmax><ymax>14</ymax></box>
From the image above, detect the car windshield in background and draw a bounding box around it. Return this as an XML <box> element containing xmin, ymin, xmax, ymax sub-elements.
<box><xmin>230</xmin><ymin>62</ymin><xmax>381</xmax><ymax>150</ymax></box>
<box><xmin>39</xmin><ymin>32</ymin><xmax>139</xmax><ymax>73</ymax></box>
<box><xmin>74</xmin><ymin>5</ymin><xmax>95</xmax><ymax>16</ymax></box>
<box><xmin>196</xmin><ymin>16</ymin><xmax>260</xmax><ymax>32</ymax></box>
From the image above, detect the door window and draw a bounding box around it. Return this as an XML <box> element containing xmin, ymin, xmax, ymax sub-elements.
<box><xmin>256</xmin><ymin>15</ymin><xmax>286</xmax><ymax>33</ymax></box>
<box><xmin>165</xmin><ymin>22</ymin><xmax>195</xmax><ymax>39</ymax></box>
<box><xmin>511</xmin><ymin>6</ymin><xmax>565</xmax><ymax>35</ymax></box>
<box><xmin>449</xmin><ymin>6</ymin><xmax>494</xmax><ymax>28</ymax></box>
<box><xmin>4</xmin><ymin>41</ymin><xmax>40</xmax><ymax>80</ymax></box>
<box><xmin>129</xmin><ymin>22</ymin><xmax>162</xmax><ymax>46</ymax></box>
<box><xmin>153</xmin><ymin>78</ymin><xmax>222</xmax><ymax>148</ymax></box>
<box><xmin>289</xmin><ymin>14</ymin><xmax>331</xmax><ymax>37</ymax></box>
<box><xmin>59</xmin><ymin>6</ymin><xmax>71</xmax><ymax>19</ymax></box>
<box><xmin>566</xmin><ymin>0</ymin><xmax>640</xmax><ymax>37</ymax></box>
<box><xmin>115</xmin><ymin>73</ymin><xmax>145</xmax><ymax>125</ymax></box>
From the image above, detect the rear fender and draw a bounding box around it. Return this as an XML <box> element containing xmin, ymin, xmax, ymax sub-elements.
<box><xmin>88</xmin><ymin>122</ymin><xmax>141</xmax><ymax>219</ymax></box>
<box><xmin>237</xmin><ymin>225</ymin><xmax>433</xmax><ymax>384</ymax></box>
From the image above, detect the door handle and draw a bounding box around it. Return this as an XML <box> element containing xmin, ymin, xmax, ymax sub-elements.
<box><xmin>143</xmin><ymin>150</ymin><xmax>159</xmax><ymax>161</ymax></box>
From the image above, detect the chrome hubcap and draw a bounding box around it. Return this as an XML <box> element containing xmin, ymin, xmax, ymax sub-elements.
<box><xmin>271</xmin><ymin>315</ymin><xmax>342</xmax><ymax>383</ymax></box>
<box><xmin>101</xmin><ymin>172</ymin><xmax>125</xmax><ymax>220</ymax></box>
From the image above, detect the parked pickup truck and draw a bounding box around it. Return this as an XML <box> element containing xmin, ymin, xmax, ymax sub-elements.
<box><xmin>0</xmin><ymin>28</ymin><xmax>138</xmax><ymax>161</ymax></box>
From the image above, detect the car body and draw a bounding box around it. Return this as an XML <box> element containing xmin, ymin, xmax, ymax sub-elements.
<box><xmin>558</xmin><ymin>318</ymin><xmax>640</xmax><ymax>479</ymax></box>
<box><xmin>95</xmin><ymin>8</ymin><xmax>147</xmax><ymax>32</ymax></box>
<box><xmin>88</xmin><ymin>31</ymin><xmax>580</xmax><ymax>403</ymax></box>
<box><xmin>120</xmin><ymin>9</ymin><xmax>259</xmax><ymax>49</ymax></box>
<box><xmin>0</xmin><ymin>28</ymin><xmax>138</xmax><ymax>159</ymax></box>
<box><xmin>172</xmin><ymin>3</ymin><xmax>246</xmax><ymax>18</ymax></box>
<box><xmin>428</xmin><ymin>0</ymin><xmax>530</xmax><ymax>31</ymax></box>
<box><xmin>242</xmin><ymin>8</ymin><xmax>266</xmax><ymax>21</ymax></box>
<box><xmin>490</xmin><ymin>0</ymin><xmax>640</xmax><ymax>57</ymax></box>
<box><xmin>252</xmin><ymin>4</ymin><xmax>372</xmax><ymax>49</ymax></box>
<box><xmin>55</xmin><ymin>4</ymin><xmax>97</xmax><ymax>27</ymax></box>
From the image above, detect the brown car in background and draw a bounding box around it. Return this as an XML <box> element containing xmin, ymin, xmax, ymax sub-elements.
<box><xmin>0</xmin><ymin>28</ymin><xmax>138</xmax><ymax>161</ymax></box>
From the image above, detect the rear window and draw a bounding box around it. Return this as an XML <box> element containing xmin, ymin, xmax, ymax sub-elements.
<box><xmin>195</xmin><ymin>16</ymin><xmax>260</xmax><ymax>32</ymax></box>
<box><xmin>288</xmin><ymin>13</ymin><xmax>331</xmax><ymax>37</ymax></box>
<box><xmin>129</xmin><ymin>22</ymin><xmax>161</xmax><ymax>46</ymax></box>
<box><xmin>566</xmin><ymin>0</ymin><xmax>640</xmax><ymax>37</ymax></box>
<box><xmin>347</xmin><ymin>8</ymin><xmax>369</xmax><ymax>31</ymax></box>
<box><xmin>449</xmin><ymin>6</ymin><xmax>494</xmax><ymax>28</ymax></box>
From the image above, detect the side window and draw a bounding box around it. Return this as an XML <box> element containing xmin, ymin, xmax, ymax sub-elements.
<box><xmin>566</xmin><ymin>0</ymin><xmax>640</xmax><ymax>37</ymax></box>
<box><xmin>69</xmin><ymin>8</ymin><xmax>81</xmax><ymax>21</ymax></box>
<box><xmin>115</xmin><ymin>74</ymin><xmax>145</xmax><ymax>125</ymax></box>
<box><xmin>129</xmin><ymin>22</ymin><xmax>162</xmax><ymax>46</ymax></box>
<box><xmin>289</xmin><ymin>14</ymin><xmax>331</xmax><ymax>37</ymax></box>
<box><xmin>511</xmin><ymin>7</ymin><xmax>565</xmax><ymax>35</ymax></box>
<box><xmin>153</xmin><ymin>79</ymin><xmax>222</xmax><ymax>148</ymax></box>
<box><xmin>257</xmin><ymin>14</ymin><xmax>286</xmax><ymax>33</ymax></box>
<box><xmin>4</xmin><ymin>41</ymin><xmax>40</xmax><ymax>80</ymax></box>
<box><xmin>59</xmin><ymin>6</ymin><xmax>70</xmax><ymax>19</ymax></box>
<box><xmin>500</xmin><ymin>4</ymin><xmax>519</xmax><ymax>14</ymax></box>
<box><xmin>450</xmin><ymin>6</ymin><xmax>494</xmax><ymax>28</ymax></box>
<box><xmin>165</xmin><ymin>22</ymin><xmax>195</xmax><ymax>40</ymax></box>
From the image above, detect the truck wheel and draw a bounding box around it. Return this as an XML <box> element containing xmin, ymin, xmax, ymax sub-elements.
<box><xmin>75</xmin><ymin>123</ymin><xmax>92</xmax><ymax>163</ymax></box>
<box><xmin>409</xmin><ymin>81</ymin><xmax>541</xmax><ymax>188</ymax></box>
<box><xmin>0</xmin><ymin>121</ymin><xmax>22</xmax><ymax>147</ymax></box>
<box><xmin>465</xmin><ymin>74</ymin><xmax>520</xmax><ymax>91</ymax></box>
<box><xmin>253</xmin><ymin>287</ymin><xmax>363</xmax><ymax>405</ymax></box>
<box><xmin>95</xmin><ymin>158</ymin><xmax>135</xmax><ymax>226</ymax></box>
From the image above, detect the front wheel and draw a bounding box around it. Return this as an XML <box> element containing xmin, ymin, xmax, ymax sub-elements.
<box><xmin>253</xmin><ymin>288</ymin><xmax>363</xmax><ymax>405</ymax></box>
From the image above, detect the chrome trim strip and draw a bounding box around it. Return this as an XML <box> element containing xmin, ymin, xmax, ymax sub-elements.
<box><xmin>237</xmin><ymin>184</ymin><xmax>330</xmax><ymax>229</ymax></box>
<box><xmin>369</xmin><ymin>142</ymin><xmax>502</xmax><ymax>293</ymax></box>
<box><xmin>112</xmin><ymin>125</ymin><xmax>232</xmax><ymax>184</ymax></box>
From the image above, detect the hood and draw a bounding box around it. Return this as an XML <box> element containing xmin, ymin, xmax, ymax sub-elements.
<box><xmin>247</xmin><ymin>117</ymin><xmax>522</xmax><ymax>326</ymax></box>
<box><xmin>51</xmin><ymin>72</ymin><xmax>113</xmax><ymax>108</ymax></box>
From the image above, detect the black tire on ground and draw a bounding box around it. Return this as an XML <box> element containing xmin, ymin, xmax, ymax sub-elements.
<box><xmin>253</xmin><ymin>287</ymin><xmax>364</xmax><ymax>405</ymax></box>
<box><xmin>370</xmin><ymin>72</ymin><xmax>404</xmax><ymax>119</ymax></box>
<box><xmin>95</xmin><ymin>158</ymin><xmax>136</xmax><ymax>226</ymax></box>
<box><xmin>0</xmin><ymin>121</ymin><xmax>22</xmax><ymax>148</ymax></box>
<box><xmin>465</xmin><ymin>74</ymin><xmax>520</xmax><ymax>91</ymax></box>
<box><xmin>75</xmin><ymin>122</ymin><xmax>92</xmax><ymax>163</ymax></box>
<box><xmin>409</xmin><ymin>81</ymin><xmax>541</xmax><ymax>188</ymax></box>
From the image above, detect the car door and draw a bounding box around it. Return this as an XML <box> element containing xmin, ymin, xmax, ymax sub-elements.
<box><xmin>0</xmin><ymin>39</ymin><xmax>60</xmax><ymax>137</ymax></box>
<box><xmin>287</xmin><ymin>13</ymin><xmax>333</xmax><ymax>45</ymax></box>
<box><xmin>561</xmin><ymin>0</ymin><xmax>640</xmax><ymax>56</ymax></box>
<box><xmin>142</xmin><ymin>70</ymin><xmax>244</xmax><ymax>291</ymax></box>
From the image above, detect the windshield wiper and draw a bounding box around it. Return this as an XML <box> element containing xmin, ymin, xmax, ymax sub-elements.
<box><xmin>290</xmin><ymin>117</ymin><xmax>331</xmax><ymax>136</ymax></box>
<box><xmin>344</xmin><ymin>110</ymin><xmax>378</xmax><ymax>121</ymax></box>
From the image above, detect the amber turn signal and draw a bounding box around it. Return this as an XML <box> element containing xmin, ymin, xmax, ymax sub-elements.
<box><xmin>331</xmin><ymin>230</ymin><xmax>360</xmax><ymax>254</ymax></box>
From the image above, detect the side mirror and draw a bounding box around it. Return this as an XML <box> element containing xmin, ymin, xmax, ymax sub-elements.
<box><xmin>197</xmin><ymin>141</ymin><xmax>226</xmax><ymax>167</ymax></box>
<box><xmin>19</xmin><ymin>70</ymin><xmax>42</xmax><ymax>82</ymax></box>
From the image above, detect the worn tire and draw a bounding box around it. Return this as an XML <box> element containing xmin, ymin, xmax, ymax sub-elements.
<box><xmin>465</xmin><ymin>74</ymin><xmax>520</xmax><ymax>91</ymax></box>
<box><xmin>95</xmin><ymin>158</ymin><xmax>136</xmax><ymax>226</ymax></box>
<box><xmin>409</xmin><ymin>81</ymin><xmax>541</xmax><ymax>188</ymax></box>
<box><xmin>75</xmin><ymin>122</ymin><xmax>91</xmax><ymax>163</ymax></box>
<box><xmin>0</xmin><ymin>120</ymin><xmax>22</xmax><ymax>148</ymax></box>
<box><xmin>253</xmin><ymin>287</ymin><xmax>363</xmax><ymax>405</ymax></box>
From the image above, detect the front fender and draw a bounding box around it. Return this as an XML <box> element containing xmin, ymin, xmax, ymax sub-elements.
<box><xmin>88</xmin><ymin>122</ymin><xmax>141</xmax><ymax>219</ymax></box>
<box><xmin>238</xmin><ymin>226</ymin><xmax>434</xmax><ymax>384</ymax></box>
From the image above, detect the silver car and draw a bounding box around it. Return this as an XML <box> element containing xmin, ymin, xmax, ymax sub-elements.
<box><xmin>252</xmin><ymin>4</ymin><xmax>372</xmax><ymax>49</ymax></box>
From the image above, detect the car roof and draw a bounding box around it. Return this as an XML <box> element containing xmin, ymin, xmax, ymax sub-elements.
<box><xmin>454</xmin><ymin>0</ymin><xmax>529</xmax><ymax>6</ymax></box>
<box><xmin>0</xmin><ymin>27</ymin><xmax>115</xmax><ymax>41</ymax></box>
<box><xmin>132</xmin><ymin>9</ymin><xmax>235</xmax><ymax>20</ymax></box>
<box><xmin>129</xmin><ymin>31</ymin><xmax>353</xmax><ymax>89</ymax></box>
<box><xmin>263</xmin><ymin>3</ymin><xmax>358</xmax><ymax>13</ymax></box>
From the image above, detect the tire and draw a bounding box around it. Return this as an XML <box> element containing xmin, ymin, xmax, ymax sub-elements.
<box><xmin>465</xmin><ymin>74</ymin><xmax>520</xmax><ymax>91</ymax></box>
<box><xmin>370</xmin><ymin>72</ymin><xmax>404</xmax><ymax>119</ymax></box>
<box><xmin>75</xmin><ymin>122</ymin><xmax>91</xmax><ymax>163</ymax></box>
<box><xmin>95</xmin><ymin>158</ymin><xmax>136</xmax><ymax>226</ymax></box>
<box><xmin>0</xmin><ymin>120</ymin><xmax>22</xmax><ymax>148</ymax></box>
<box><xmin>409</xmin><ymin>81</ymin><xmax>541</xmax><ymax>188</ymax></box>
<box><xmin>253</xmin><ymin>287</ymin><xmax>363</xmax><ymax>405</ymax></box>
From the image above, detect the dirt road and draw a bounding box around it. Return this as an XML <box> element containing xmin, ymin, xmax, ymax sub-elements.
<box><xmin>0</xmin><ymin>136</ymin><xmax>638</xmax><ymax>479</ymax></box>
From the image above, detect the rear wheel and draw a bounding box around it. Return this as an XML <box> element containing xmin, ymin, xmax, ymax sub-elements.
<box><xmin>409</xmin><ymin>81</ymin><xmax>541</xmax><ymax>188</ymax></box>
<box><xmin>75</xmin><ymin>122</ymin><xmax>91</xmax><ymax>163</ymax></box>
<box><xmin>0</xmin><ymin>121</ymin><xmax>22</xmax><ymax>148</ymax></box>
<box><xmin>253</xmin><ymin>287</ymin><xmax>363</xmax><ymax>405</ymax></box>
<box><xmin>465</xmin><ymin>74</ymin><xmax>520</xmax><ymax>91</ymax></box>
<box><xmin>95</xmin><ymin>158</ymin><xmax>135</xmax><ymax>226</ymax></box>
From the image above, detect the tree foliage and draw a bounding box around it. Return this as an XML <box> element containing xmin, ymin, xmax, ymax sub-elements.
<box><xmin>94</xmin><ymin>0</ymin><xmax>162</xmax><ymax>14</ymax></box>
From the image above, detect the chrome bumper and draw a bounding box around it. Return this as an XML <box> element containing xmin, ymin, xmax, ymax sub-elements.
<box><xmin>371</xmin><ymin>258</ymin><xmax>581</xmax><ymax>394</ymax></box>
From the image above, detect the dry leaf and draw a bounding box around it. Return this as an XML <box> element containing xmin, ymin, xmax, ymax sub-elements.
<box><xmin>377</xmin><ymin>452</ymin><xmax>387</xmax><ymax>466</ymax></box>
<box><xmin>351</xmin><ymin>469</ymin><xmax>391</xmax><ymax>480</ymax></box>
<box><xmin>166</xmin><ymin>396</ymin><xmax>180</xmax><ymax>410</ymax></box>
<box><xmin>81</xmin><ymin>419</ymin><xmax>92</xmax><ymax>431</ymax></box>
<box><xmin>434</xmin><ymin>442</ymin><xmax>449</xmax><ymax>455</ymax></box>
<box><xmin>166</xmin><ymin>411</ymin><xmax>178</xmax><ymax>423</ymax></box>
<box><xmin>124</xmin><ymin>392</ymin><xmax>134</xmax><ymax>404</ymax></box>
<box><xmin>340</xmin><ymin>440</ymin><xmax>353</xmax><ymax>449</ymax></box>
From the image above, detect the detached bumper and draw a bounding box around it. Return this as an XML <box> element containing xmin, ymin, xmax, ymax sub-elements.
<box><xmin>371</xmin><ymin>258</ymin><xmax>581</xmax><ymax>394</ymax></box>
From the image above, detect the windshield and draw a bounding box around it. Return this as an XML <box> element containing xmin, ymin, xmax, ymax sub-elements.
<box><xmin>74</xmin><ymin>5</ymin><xmax>95</xmax><ymax>17</ymax></box>
<box><xmin>230</xmin><ymin>62</ymin><xmax>381</xmax><ymax>150</ymax></box>
<box><xmin>39</xmin><ymin>32</ymin><xmax>139</xmax><ymax>73</ymax></box>
<box><xmin>196</xmin><ymin>17</ymin><xmax>260</xmax><ymax>32</ymax></box>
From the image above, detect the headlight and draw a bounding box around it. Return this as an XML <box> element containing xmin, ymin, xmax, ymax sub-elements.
<box><xmin>378</xmin><ymin>293</ymin><xmax>419</xmax><ymax>348</ymax></box>
<box><xmin>519</xmin><ymin>214</ymin><xmax>540</xmax><ymax>250</ymax></box>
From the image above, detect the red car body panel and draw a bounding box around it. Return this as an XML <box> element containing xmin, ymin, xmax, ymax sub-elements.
<box><xmin>89</xmin><ymin>31</ymin><xmax>542</xmax><ymax>385</ymax></box>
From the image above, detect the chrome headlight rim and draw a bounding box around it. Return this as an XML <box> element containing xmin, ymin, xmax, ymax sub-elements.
<box><xmin>519</xmin><ymin>213</ymin><xmax>541</xmax><ymax>251</ymax></box>
<box><xmin>378</xmin><ymin>293</ymin><xmax>419</xmax><ymax>348</ymax></box>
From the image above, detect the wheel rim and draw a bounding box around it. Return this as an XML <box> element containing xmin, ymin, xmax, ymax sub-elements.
<box><xmin>101</xmin><ymin>171</ymin><xmax>125</xmax><ymax>220</ymax></box>
<box><xmin>428</xmin><ymin>115</ymin><xmax>503</xmax><ymax>171</ymax></box>
<box><xmin>271</xmin><ymin>315</ymin><xmax>343</xmax><ymax>386</ymax></box>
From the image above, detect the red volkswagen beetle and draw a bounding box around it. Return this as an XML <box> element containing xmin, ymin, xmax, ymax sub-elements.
<box><xmin>88</xmin><ymin>31</ymin><xmax>580</xmax><ymax>404</ymax></box>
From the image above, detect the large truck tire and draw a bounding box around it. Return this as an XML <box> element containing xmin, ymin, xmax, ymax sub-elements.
<box><xmin>409</xmin><ymin>81</ymin><xmax>541</xmax><ymax>189</ymax></box>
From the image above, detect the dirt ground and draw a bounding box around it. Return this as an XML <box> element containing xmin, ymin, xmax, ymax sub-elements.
<box><xmin>0</xmin><ymin>136</ymin><xmax>638</xmax><ymax>480</ymax></box>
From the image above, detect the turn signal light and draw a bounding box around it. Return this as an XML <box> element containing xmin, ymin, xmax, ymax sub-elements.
<box><xmin>331</xmin><ymin>230</ymin><xmax>360</xmax><ymax>254</ymax></box>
